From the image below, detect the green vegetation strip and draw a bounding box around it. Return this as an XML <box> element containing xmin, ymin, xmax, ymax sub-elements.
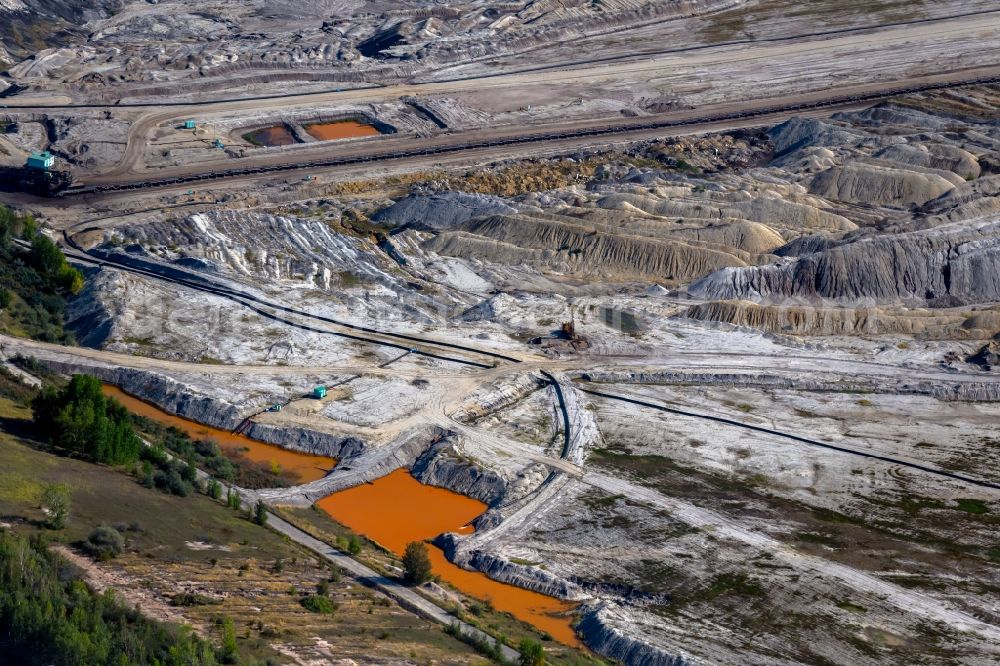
<box><xmin>0</xmin><ymin>205</ymin><xmax>84</xmax><ymax>344</ymax></box>
<box><xmin>0</xmin><ymin>530</ymin><xmax>218</xmax><ymax>665</ymax></box>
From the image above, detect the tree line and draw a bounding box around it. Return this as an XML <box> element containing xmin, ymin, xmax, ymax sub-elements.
<box><xmin>32</xmin><ymin>374</ymin><xmax>143</xmax><ymax>466</ymax></box>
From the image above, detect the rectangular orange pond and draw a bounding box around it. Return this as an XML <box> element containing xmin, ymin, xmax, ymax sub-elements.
<box><xmin>304</xmin><ymin>120</ymin><xmax>381</xmax><ymax>141</ymax></box>
<box><xmin>101</xmin><ymin>385</ymin><xmax>335</xmax><ymax>484</ymax></box>
<box><xmin>316</xmin><ymin>468</ymin><xmax>580</xmax><ymax>647</ymax></box>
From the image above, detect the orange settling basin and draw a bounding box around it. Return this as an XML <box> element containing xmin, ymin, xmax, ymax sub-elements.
<box><xmin>305</xmin><ymin>120</ymin><xmax>380</xmax><ymax>141</ymax></box>
<box><xmin>102</xmin><ymin>385</ymin><xmax>335</xmax><ymax>484</ymax></box>
<box><xmin>316</xmin><ymin>468</ymin><xmax>580</xmax><ymax>646</ymax></box>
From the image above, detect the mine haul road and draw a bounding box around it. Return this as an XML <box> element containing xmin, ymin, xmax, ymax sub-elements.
<box><xmin>4</xmin><ymin>9</ymin><xmax>997</xmax><ymax>194</ymax></box>
<box><xmin>63</xmin><ymin>66</ymin><xmax>1000</xmax><ymax>197</ymax></box>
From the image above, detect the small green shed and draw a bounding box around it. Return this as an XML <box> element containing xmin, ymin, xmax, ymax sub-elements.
<box><xmin>313</xmin><ymin>386</ymin><xmax>327</xmax><ymax>399</ymax></box>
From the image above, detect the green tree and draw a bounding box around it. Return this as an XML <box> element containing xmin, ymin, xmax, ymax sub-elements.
<box><xmin>40</xmin><ymin>484</ymin><xmax>71</xmax><ymax>530</ymax></box>
<box><xmin>226</xmin><ymin>487</ymin><xmax>241</xmax><ymax>511</ymax></box>
<box><xmin>402</xmin><ymin>541</ymin><xmax>432</xmax><ymax>586</ymax></box>
<box><xmin>519</xmin><ymin>638</ymin><xmax>546</xmax><ymax>666</ymax></box>
<box><xmin>253</xmin><ymin>500</ymin><xmax>268</xmax><ymax>526</ymax></box>
<box><xmin>348</xmin><ymin>534</ymin><xmax>362</xmax><ymax>555</ymax></box>
<box><xmin>30</xmin><ymin>232</ymin><xmax>65</xmax><ymax>275</ymax></box>
<box><xmin>32</xmin><ymin>375</ymin><xmax>142</xmax><ymax>465</ymax></box>
<box><xmin>28</xmin><ymin>232</ymin><xmax>83</xmax><ymax>295</ymax></box>
<box><xmin>0</xmin><ymin>208</ymin><xmax>10</xmax><ymax>250</ymax></box>
<box><xmin>219</xmin><ymin>617</ymin><xmax>238</xmax><ymax>664</ymax></box>
<box><xmin>206</xmin><ymin>478</ymin><xmax>222</xmax><ymax>500</ymax></box>
<box><xmin>20</xmin><ymin>214</ymin><xmax>37</xmax><ymax>239</ymax></box>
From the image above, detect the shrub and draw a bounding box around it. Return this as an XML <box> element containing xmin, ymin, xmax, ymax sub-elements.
<box><xmin>139</xmin><ymin>460</ymin><xmax>155</xmax><ymax>487</ymax></box>
<box><xmin>402</xmin><ymin>541</ymin><xmax>432</xmax><ymax>586</ymax></box>
<box><xmin>519</xmin><ymin>638</ymin><xmax>546</xmax><ymax>666</ymax></box>
<box><xmin>181</xmin><ymin>461</ymin><xmax>198</xmax><ymax>484</ymax></box>
<box><xmin>82</xmin><ymin>525</ymin><xmax>125</xmax><ymax>561</ymax></box>
<box><xmin>170</xmin><ymin>593</ymin><xmax>218</xmax><ymax>607</ymax></box>
<box><xmin>166</xmin><ymin>469</ymin><xmax>190</xmax><ymax>497</ymax></box>
<box><xmin>299</xmin><ymin>595</ymin><xmax>337</xmax><ymax>614</ymax></box>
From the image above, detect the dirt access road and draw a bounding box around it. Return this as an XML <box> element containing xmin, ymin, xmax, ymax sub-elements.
<box><xmin>7</xmin><ymin>10</ymin><xmax>999</xmax><ymax>191</ymax></box>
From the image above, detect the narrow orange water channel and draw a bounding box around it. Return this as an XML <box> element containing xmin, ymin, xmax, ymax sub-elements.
<box><xmin>101</xmin><ymin>385</ymin><xmax>335</xmax><ymax>484</ymax></box>
<box><xmin>316</xmin><ymin>468</ymin><xmax>580</xmax><ymax>646</ymax></box>
<box><xmin>305</xmin><ymin>120</ymin><xmax>380</xmax><ymax>141</ymax></box>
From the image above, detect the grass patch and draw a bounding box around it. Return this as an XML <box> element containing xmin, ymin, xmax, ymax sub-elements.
<box><xmin>835</xmin><ymin>600</ymin><xmax>868</xmax><ymax>614</ymax></box>
<box><xmin>689</xmin><ymin>573</ymin><xmax>764</xmax><ymax>604</ymax></box>
<box><xmin>955</xmin><ymin>499</ymin><xmax>989</xmax><ymax>515</ymax></box>
<box><xmin>0</xmin><ymin>469</ymin><xmax>46</xmax><ymax>504</ymax></box>
<box><xmin>899</xmin><ymin>495</ymin><xmax>943</xmax><ymax>516</ymax></box>
<box><xmin>338</xmin><ymin>271</ymin><xmax>362</xmax><ymax>288</ymax></box>
<box><xmin>581</xmin><ymin>492</ymin><xmax>625</xmax><ymax>510</ymax></box>
<box><xmin>796</xmin><ymin>531</ymin><xmax>840</xmax><ymax>547</ymax></box>
<box><xmin>811</xmin><ymin>507</ymin><xmax>863</xmax><ymax>526</ymax></box>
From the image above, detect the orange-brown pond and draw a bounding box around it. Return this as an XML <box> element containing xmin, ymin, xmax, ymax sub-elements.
<box><xmin>316</xmin><ymin>468</ymin><xmax>580</xmax><ymax>646</ymax></box>
<box><xmin>102</xmin><ymin>385</ymin><xmax>335</xmax><ymax>484</ymax></box>
<box><xmin>304</xmin><ymin>120</ymin><xmax>381</xmax><ymax>141</ymax></box>
<box><xmin>243</xmin><ymin>125</ymin><xmax>298</xmax><ymax>147</ymax></box>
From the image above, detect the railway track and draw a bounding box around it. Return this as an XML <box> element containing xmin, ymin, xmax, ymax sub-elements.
<box><xmin>579</xmin><ymin>385</ymin><xmax>1000</xmax><ymax>491</ymax></box>
<box><xmin>59</xmin><ymin>233</ymin><xmax>523</xmax><ymax>368</ymax></box>
<box><xmin>58</xmin><ymin>73</ymin><xmax>1000</xmax><ymax>197</ymax></box>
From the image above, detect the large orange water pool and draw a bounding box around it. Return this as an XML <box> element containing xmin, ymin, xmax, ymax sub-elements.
<box><xmin>304</xmin><ymin>120</ymin><xmax>381</xmax><ymax>141</ymax></box>
<box><xmin>102</xmin><ymin>385</ymin><xmax>335</xmax><ymax>484</ymax></box>
<box><xmin>316</xmin><ymin>468</ymin><xmax>579</xmax><ymax>646</ymax></box>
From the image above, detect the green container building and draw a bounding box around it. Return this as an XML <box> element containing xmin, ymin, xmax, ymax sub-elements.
<box><xmin>26</xmin><ymin>151</ymin><xmax>54</xmax><ymax>170</ymax></box>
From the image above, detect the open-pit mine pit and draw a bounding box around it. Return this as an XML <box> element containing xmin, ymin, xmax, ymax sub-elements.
<box><xmin>2</xmin><ymin>1</ymin><xmax>1000</xmax><ymax>665</ymax></box>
